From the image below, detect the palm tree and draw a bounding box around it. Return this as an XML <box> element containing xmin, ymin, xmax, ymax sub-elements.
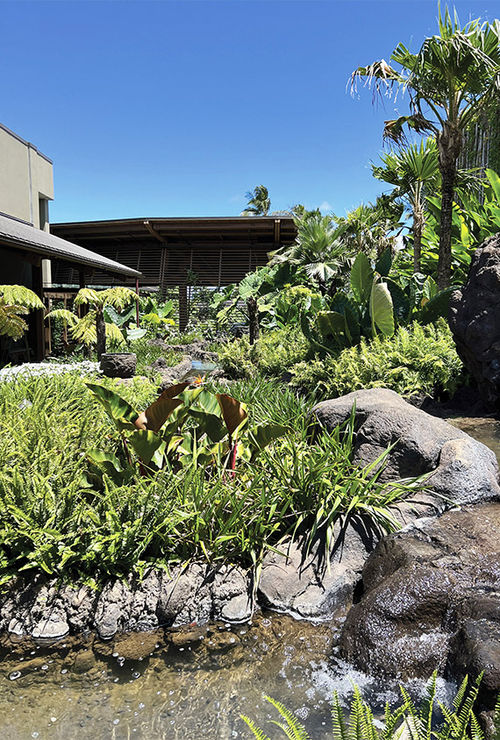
<box><xmin>271</xmin><ymin>213</ymin><xmax>347</xmax><ymax>294</ymax></box>
<box><xmin>333</xmin><ymin>196</ymin><xmax>403</xmax><ymax>258</ymax></box>
<box><xmin>242</xmin><ymin>185</ymin><xmax>271</xmax><ymax>216</ymax></box>
<box><xmin>351</xmin><ymin>7</ymin><xmax>500</xmax><ymax>288</ymax></box>
<box><xmin>372</xmin><ymin>139</ymin><xmax>440</xmax><ymax>273</ymax></box>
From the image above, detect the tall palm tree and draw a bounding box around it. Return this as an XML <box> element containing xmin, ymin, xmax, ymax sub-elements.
<box><xmin>372</xmin><ymin>139</ymin><xmax>440</xmax><ymax>273</ymax></box>
<box><xmin>242</xmin><ymin>185</ymin><xmax>271</xmax><ymax>216</ymax></box>
<box><xmin>351</xmin><ymin>7</ymin><xmax>500</xmax><ymax>288</ymax></box>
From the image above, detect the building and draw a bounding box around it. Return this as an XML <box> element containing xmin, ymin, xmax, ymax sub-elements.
<box><xmin>0</xmin><ymin>124</ymin><xmax>141</xmax><ymax>362</ymax></box>
<box><xmin>51</xmin><ymin>216</ymin><xmax>296</xmax><ymax>329</ymax></box>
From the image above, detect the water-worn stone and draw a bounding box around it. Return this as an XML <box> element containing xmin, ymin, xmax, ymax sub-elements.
<box><xmin>449</xmin><ymin>235</ymin><xmax>500</xmax><ymax>405</ymax></box>
<box><xmin>157</xmin><ymin>356</ymin><xmax>192</xmax><ymax>390</ymax></box>
<box><xmin>311</xmin><ymin>388</ymin><xmax>500</xmax><ymax>507</ymax></box>
<box><xmin>259</xmin><ymin>518</ymin><xmax>379</xmax><ymax>620</ymax></box>
<box><xmin>100</xmin><ymin>352</ymin><xmax>137</xmax><ymax>378</ymax></box>
<box><xmin>340</xmin><ymin>503</ymin><xmax>500</xmax><ymax>709</ymax></box>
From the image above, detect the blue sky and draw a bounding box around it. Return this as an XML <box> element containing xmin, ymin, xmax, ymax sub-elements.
<box><xmin>1</xmin><ymin>0</ymin><xmax>499</xmax><ymax>222</ymax></box>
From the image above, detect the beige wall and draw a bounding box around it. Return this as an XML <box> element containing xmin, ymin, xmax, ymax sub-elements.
<box><xmin>0</xmin><ymin>124</ymin><xmax>54</xmax><ymax>230</ymax></box>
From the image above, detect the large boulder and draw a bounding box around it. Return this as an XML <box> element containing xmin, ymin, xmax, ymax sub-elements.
<box><xmin>449</xmin><ymin>234</ymin><xmax>500</xmax><ymax>405</ymax></box>
<box><xmin>339</xmin><ymin>503</ymin><xmax>500</xmax><ymax>710</ymax></box>
<box><xmin>311</xmin><ymin>388</ymin><xmax>500</xmax><ymax>507</ymax></box>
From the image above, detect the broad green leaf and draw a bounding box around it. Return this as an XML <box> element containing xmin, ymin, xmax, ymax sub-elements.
<box><xmin>190</xmin><ymin>410</ymin><xmax>227</xmax><ymax>442</ymax></box>
<box><xmin>247</xmin><ymin>424</ymin><xmax>288</xmax><ymax>453</ymax></box>
<box><xmin>87</xmin><ymin>449</ymin><xmax>124</xmax><ymax>472</ymax></box>
<box><xmin>137</xmin><ymin>396</ymin><xmax>183</xmax><ymax>433</ymax></box>
<box><xmin>375</xmin><ymin>247</ymin><xmax>392</xmax><ymax>277</ymax></box>
<box><xmin>86</xmin><ymin>383</ymin><xmax>138</xmax><ymax>426</ymax></box>
<box><xmin>351</xmin><ymin>253</ymin><xmax>373</xmax><ymax>304</ymax></box>
<box><xmin>128</xmin><ymin>430</ymin><xmax>163</xmax><ymax>464</ymax></box>
<box><xmin>486</xmin><ymin>168</ymin><xmax>500</xmax><ymax>203</ymax></box>
<box><xmin>370</xmin><ymin>281</ymin><xmax>394</xmax><ymax>337</ymax></box>
<box><xmin>418</xmin><ymin>286</ymin><xmax>456</xmax><ymax>325</ymax></box>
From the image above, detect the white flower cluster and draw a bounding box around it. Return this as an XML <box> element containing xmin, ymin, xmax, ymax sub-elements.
<box><xmin>0</xmin><ymin>360</ymin><xmax>102</xmax><ymax>383</ymax></box>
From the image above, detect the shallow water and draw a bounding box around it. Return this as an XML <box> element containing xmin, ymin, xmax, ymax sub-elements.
<box><xmin>4</xmin><ymin>412</ymin><xmax>492</xmax><ymax>739</ymax></box>
<box><xmin>448</xmin><ymin>415</ymin><xmax>500</xmax><ymax>463</ymax></box>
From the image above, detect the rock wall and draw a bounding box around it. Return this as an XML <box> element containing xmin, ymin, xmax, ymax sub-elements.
<box><xmin>449</xmin><ymin>234</ymin><xmax>500</xmax><ymax>405</ymax></box>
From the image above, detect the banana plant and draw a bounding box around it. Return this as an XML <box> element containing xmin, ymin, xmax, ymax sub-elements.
<box><xmin>86</xmin><ymin>380</ymin><xmax>287</xmax><ymax>481</ymax></box>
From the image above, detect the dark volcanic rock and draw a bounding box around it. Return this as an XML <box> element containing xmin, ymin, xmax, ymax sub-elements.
<box><xmin>100</xmin><ymin>352</ymin><xmax>137</xmax><ymax>379</ymax></box>
<box><xmin>340</xmin><ymin>503</ymin><xmax>500</xmax><ymax>709</ymax></box>
<box><xmin>311</xmin><ymin>388</ymin><xmax>500</xmax><ymax>507</ymax></box>
<box><xmin>449</xmin><ymin>234</ymin><xmax>500</xmax><ymax>405</ymax></box>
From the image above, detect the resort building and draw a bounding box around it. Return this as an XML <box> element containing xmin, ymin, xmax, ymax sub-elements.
<box><xmin>0</xmin><ymin>123</ymin><xmax>141</xmax><ymax>362</ymax></box>
<box><xmin>51</xmin><ymin>216</ymin><xmax>296</xmax><ymax>329</ymax></box>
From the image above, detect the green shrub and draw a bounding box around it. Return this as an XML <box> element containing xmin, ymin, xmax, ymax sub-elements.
<box><xmin>218</xmin><ymin>328</ymin><xmax>309</xmax><ymax>379</ymax></box>
<box><xmin>290</xmin><ymin>320</ymin><xmax>465</xmax><ymax>400</ymax></box>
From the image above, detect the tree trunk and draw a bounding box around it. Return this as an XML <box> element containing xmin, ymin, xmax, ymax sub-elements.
<box><xmin>413</xmin><ymin>214</ymin><xmax>423</xmax><ymax>275</ymax></box>
<box><xmin>96</xmin><ymin>308</ymin><xmax>106</xmax><ymax>360</ymax></box>
<box><xmin>247</xmin><ymin>297</ymin><xmax>259</xmax><ymax>345</ymax></box>
<box><xmin>437</xmin><ymin>123</ymin><xmax>462</xmax><ymax>290</ymax></box>
<box><xmin>437</xmin><ymin>162</ymin><xmax>456</xmax><ymax>289</ymax></box>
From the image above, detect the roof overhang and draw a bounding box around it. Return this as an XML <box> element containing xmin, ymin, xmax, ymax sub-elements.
<box><xmin>0</xmin><ymin>214</ymin><xmax>142</xmax><ymax>278</ymax></box>
<box><xmin>51</xmin><ymin>216</ymin><xmax>297</xmax><ymax>244</ymax></box>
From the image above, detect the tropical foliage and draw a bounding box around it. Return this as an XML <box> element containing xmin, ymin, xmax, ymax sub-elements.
<box><xmin>45</xmin><ymin>286</ymin><xmax>138</xmax><ymax>358</ymax></box>
<box><xmin>290</xmin><ymin>320</ymin><xmax>464</xmax><ymax>401</ymax></box>
<box><xmin>0</xmin><ymin>284</ymin><xmax>44</xmax><ymax>340</ymax></box>
<box><xmin>352</xmin><ymin>7</ymin><xmax>500</xmax><ymax>288</ymax></box>
<box><xmin>242</xmin><ymin>673</ymin><xmax>499</xmax><ymax>739</ymax></box>
<box><xmin>242</xmin><ymin>185</ymin><xmax>271</xmax><ymax>216</ymax></box>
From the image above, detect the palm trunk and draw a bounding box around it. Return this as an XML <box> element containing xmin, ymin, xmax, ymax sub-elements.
<box><xmin>413</xmin><ymin>214</ymin><xmax>423</xmax><ymax>275</ymax></box>
<box><xmin>437</xmin><ymin>162</ymin><xmax>456</xmax><ymax>289</ymax></box>
<box><xmin>96</xmin><ymin>308</ymin><xmax>106</xmax><ymax>359</ymax></box>
<box><xmin>437</xmin><ymin>123</ymin><xmax>461</xmax><ymax>290</ymax></box>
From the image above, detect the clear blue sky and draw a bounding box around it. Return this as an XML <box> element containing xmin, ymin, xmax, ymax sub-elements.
<box><xmin>1</xmin><ymin>0</ymin><xmax>499</xmax><ymax>223</ymax></box>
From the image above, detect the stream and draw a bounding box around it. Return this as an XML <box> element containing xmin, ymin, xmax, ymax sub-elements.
<box><xmin>1</xmin><ymin>415</ymin><xmax>495</xmax><ymax>739</ymax></box>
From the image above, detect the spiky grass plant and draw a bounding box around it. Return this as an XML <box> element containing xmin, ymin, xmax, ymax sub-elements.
<box><xmin>241</xmin><ymin>674</ymin><xmax>499</xmax><ymax>739</ymax></box>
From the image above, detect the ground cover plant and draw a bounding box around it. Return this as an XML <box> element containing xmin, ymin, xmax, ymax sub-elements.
<box><xmin>242</xmin><ymin>674</ymin><xmax>500</xmax><ymax>739</ymax></box>
<box><xmin>0</xmin><ymin>373</ymin><xmax>426</xmax><ymax>587</ymax></box>
<box><xmin>290</xmin><ymin>320</ymin><xmax>465</xmax><ymax>401</ymax></box>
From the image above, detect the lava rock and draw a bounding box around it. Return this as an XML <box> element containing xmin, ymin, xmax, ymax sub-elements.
<box><xmin>340</xmin><ymin>503</ymin><xmax>500</xmax><ymax>710</ymax></box>
<box><xmin>311</xmin><ymin>388</ymin><xmax>500</xmax><ymax>507</ymax></box>
<box><xmin>100</xmin><ymin>352</ymin><xmax>137</xmax><ymax>379</ymax></box>
<box><xmin>449</xmin><ymin>234</ymin><xmax>500</xmax><ymax>405</ymax></box>
<box><xmin>258</xmin><ymin>518</ymin><xmax>379</xmax><ymax>620</ymax></box>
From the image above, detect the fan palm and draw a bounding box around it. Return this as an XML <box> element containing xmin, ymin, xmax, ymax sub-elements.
<box><xmin>242</xmin><ymin>185</ymin><xmax>271</xmax><ymax>216</ymax></box>
<box><xmin>372</xmin><ymin>139</ymin><xmax>440</xmax><ymax>273</ymax></box>
<box><xmin>351</xmin><ymin>6</ymin><xmax>500</xmax><ymax>288</ymax></box>
<box><xmin>271</xmin><ymin>214</ymin><xmax>347</xmax><ymax>294</ymax></box>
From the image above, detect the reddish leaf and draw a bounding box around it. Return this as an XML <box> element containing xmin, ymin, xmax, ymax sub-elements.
<box><xmin>216</xmin><ymin>394</ymin><xmax>247</xmax><ymax>437</ymax></box>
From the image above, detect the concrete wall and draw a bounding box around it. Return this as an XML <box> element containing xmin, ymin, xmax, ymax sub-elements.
<box><xmin>0</xmin><ymin>123</ymin><xmax>53</xmax><ymax>229</ymax></box>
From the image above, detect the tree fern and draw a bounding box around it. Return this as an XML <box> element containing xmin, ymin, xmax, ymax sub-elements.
<box><xmin>0</xmin><ymin>285</ymin><xmax>44</xmax><ymax>339</ymax></box>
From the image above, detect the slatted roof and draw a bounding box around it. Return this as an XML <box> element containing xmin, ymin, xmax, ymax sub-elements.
<box><xmin>51</xmin><ymin>216</ymin><xmax>296</xmax><ymax>288</ymax></box>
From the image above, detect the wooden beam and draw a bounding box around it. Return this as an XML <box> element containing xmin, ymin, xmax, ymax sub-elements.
<box><xmin>144</xmin><ymin>220</ymin><xmax>166</xmax><ymax>243</ymax></box>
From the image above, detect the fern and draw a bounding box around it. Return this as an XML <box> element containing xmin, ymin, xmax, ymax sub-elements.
<box><xmin>0</xmin><ymin>285</ymin><xmax>44</xmax><ymax>340</ymax></box>
<box><xmin>241</xmin><ymin>674</ymin><xmax>496</xmax><ymax>740</ymax></box>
